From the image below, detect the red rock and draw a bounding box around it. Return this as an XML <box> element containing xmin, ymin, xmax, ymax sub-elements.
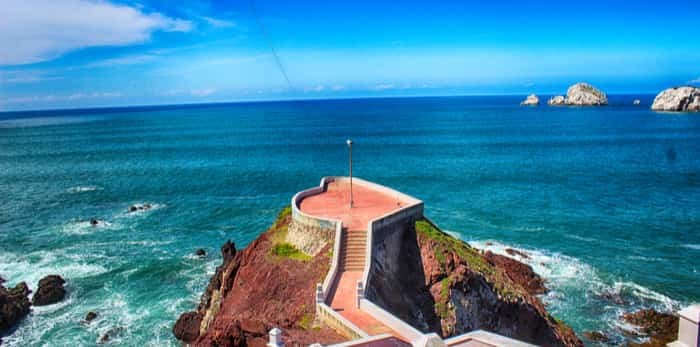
<box><xmin>173</xmin><ymin>311</ymin><xmax>203</xmax><ymax>342</ymax></box>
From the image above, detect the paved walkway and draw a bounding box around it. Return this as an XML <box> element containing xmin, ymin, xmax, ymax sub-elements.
<box><xmin>299</xmin><ymin>180</ymin><xmax>409</xmax><ymax>341</ymax></box>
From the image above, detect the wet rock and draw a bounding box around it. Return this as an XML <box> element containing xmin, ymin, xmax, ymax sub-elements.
<box><xmin>127</xmin><ymin>203</ymin><xmax>152</xmax><ymax>213</ymax></box>
<box><xmin>173</xmin><ymin>311</ymin><xmax>203</xmax><ymax>343</ymax></box>
<box><xmin>85</xmin><ymin>311</ymin><xmax>98</xmax><ymax>322</ymax></box>
<box><xmin>0</xmin><ymin>281</ymin><xmax>31</xmax><ymax>334</ymax></box>
<box><xmin>99</xmin><ymin>326</ymin><xmax>125</xmax><ymax>344</ymax></box>
<box><xmin>505</xmin><ymin>248</ymin><xmax>530</xmax><ymax>259</ymax></box>
<box><xmin>195</xmin><ymin>248</ymin><xmax>207</xmax><ymax>257</ymax></box>
<box><xmin>548</xmin><ymin>95</ymin><xmax>566</xmax><ymax>105</ymax></box>
<box><xmin>651</xmin><ymin>86</ymin><xmax>700</xmax><ymax>112</ymax></box>
<box><xmin>621</xmin><ymin>309</ymin><xmax>679</xmax><ymax>347</ymax></box>
<box><xmin>32</xmin><ymin>275</ymin><xmax>66</xmax><ymax>306</ymax></box>
<box><xmin>583</xmin><ymin>330</ymin><xmax>609</xmax><ymax>343</ymax></box>
<box><xmin>90</xmin><ymin>218</ymin><xmax>99</xmax><ymax>226</ymax></box>
<box><xmin>565</xmin><ymin>83</ymin><xmax>608</xmax><ymax>105</ymax></box>
<box><xmin>520</xmin><ymin>94</ymin><xmax>540</xmax><ymax>106</ymax></box>
<box><xmin>597</xmin><ymin>289</ymin><xmax>627</xmax><ymax>305</ymax></box>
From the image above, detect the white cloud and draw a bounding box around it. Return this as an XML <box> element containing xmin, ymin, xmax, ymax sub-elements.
<box><xmin>5</xmin><ymin>92</ymin><xmax>122</xmax><ymax>104</ymax></box>
<box><xmin>81</xmin><ymin>54</ymin><xmax>158</xmax><ymax>68</ymax></box>
<box><xmin>0</xmin><ymin>0</ymin><xmax>192</xmax><ymax>65</ymax></box>
<box><xmin>331</xmin><ymin>84</ymin><xmax>346</xmax><ymax>91</ymax></box>
<box><xmin>0</xmin><ymin>70</ymin><xmax>63</xmax><ymax>83</ymax></box>
<box><xmin>190</xmin><ymin>88</ymin><xmax>216</xmax><ymax>97</ymax></box>
<box><xmin>373</xmin><ymin>83</ymin><xmax>396</xmax><ymax>90</ymax></box>
<box><xmin>201</xmin><ymin>16</ymin><xmax>235</xmax><ymax>28</ymax></box>
<box><xmin>304</xmin><ymin>85</ymin><xmax>325</xmax><ymax>92</ymax></box>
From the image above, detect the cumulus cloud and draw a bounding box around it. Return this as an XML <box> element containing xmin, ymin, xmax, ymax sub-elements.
<box><xmin>0</xmin><ymin>0</ymin><xmax>192</xmax><ymax>65</ymax></box>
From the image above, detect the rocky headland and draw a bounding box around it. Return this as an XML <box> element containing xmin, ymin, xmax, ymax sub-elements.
<box><xmin>651</xmin><ymin>86</ymin><xmax>700</xmax><ymax>112</ymax></box>
<box><xmin>548</xmin><ymin>82</ymin><xmax>608</xmax><ymax>106</ymax></box>
<box><xmin>174</xmin><ymin>208</ymin><xmax>583</xmax><ymax>346</ymax></box>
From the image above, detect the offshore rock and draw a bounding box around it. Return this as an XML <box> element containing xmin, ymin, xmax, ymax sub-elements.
<box><xmin>548</xmin><ymin>95</ymin><xmax>566</xmax><ymax>105</ymax></box>
<box><xmin>565</xmin><ymin>82</ymin><xmax>608</xmax><ymax>105</ymax></box>
<box><xmin>520</xmin><ymin>94</ymin><xmax>540</xmax><ymax>106</ymax></box>
<box><xmin>651</xmin><ymin>86</ymin><xmax>700</xmax><ymax>112</ymax></box>
<box><xmin>32</xmin><ymin>275</ymin><xmax>66</xmax><ymax>306</ymax></box>
<box><xmin>0</xmin><ymin>281</ymin><xmax>31</xmax><ymax>334</ymax></box>
<box><xmin>621</xmin><ymin>309</ymin><xmax>679</xmax><ymax>347</ymax></box>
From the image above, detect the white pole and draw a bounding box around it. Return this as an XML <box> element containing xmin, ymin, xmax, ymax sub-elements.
<box><xmin>347</xmin><ymin>139</ymin><xmax>353</xmax><ymax>208</ymax></box>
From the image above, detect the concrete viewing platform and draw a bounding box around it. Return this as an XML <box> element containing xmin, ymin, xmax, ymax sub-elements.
<box><xmin>299</xmin><ymin>180</ymin><xmax>410</xmax><ymax>231</ymax></box>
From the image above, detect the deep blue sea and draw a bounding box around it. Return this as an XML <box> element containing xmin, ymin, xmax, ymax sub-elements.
<box><xmin>1</xmin><ymin>96</ymin><xmax>698</xmax><ymax>346</ymax></box>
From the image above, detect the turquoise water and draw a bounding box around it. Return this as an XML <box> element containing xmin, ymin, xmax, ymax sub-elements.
<box><xmin>1</xmin><ymin>96</ymin><xmax>699</xmax><ymax>345</ymax></box>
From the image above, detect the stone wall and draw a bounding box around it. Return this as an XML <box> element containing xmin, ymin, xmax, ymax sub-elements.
<box><xmin>287</xmin><ymin>215</ymin><xmax>336</xmax><ymax>256</ymax></box>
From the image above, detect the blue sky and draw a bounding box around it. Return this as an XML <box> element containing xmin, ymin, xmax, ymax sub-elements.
<box><xmin>1</xmin><ymin>0</ymin><xmax>699</xmax><ymax>111</ymax></box>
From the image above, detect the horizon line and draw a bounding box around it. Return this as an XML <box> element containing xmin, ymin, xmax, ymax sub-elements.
<box><xmin>0</xmin><ymin>91</ymin><xmax>661</xmax><ymax>115</ymax></box>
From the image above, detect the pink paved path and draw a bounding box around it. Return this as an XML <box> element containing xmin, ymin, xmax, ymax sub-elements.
<box><xmin>299</xmin><ymin>180</ymin><xmax>410</xmax><ymax>341</ymax></box>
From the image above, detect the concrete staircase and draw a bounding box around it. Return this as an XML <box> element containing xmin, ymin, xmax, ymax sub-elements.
<box><xmin>339</xmin><ymin>230</ymin><xmax>367</xmax><ymax>271</ymax></box>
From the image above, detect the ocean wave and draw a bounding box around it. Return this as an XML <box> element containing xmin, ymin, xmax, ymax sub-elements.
<box><xmin>120</xmin><ymin>202</ymin><xmax>165</xmax><ymax>217</ymax></box>
<box><xmin>681</xmin><ymin>244</ymin><xmax>700</xmax><ymax>250</ymax></box>
<box><xmin>66</xmin><ymin>185</ymin><xmax>102</xmax><ymax>193</ymax></box>
<box><xmin>468</xmin><ymin>239</ymin><xmax>681</xmax><ymax>342</ymax></box>
<box><xmin>0</xmin><ymin>250</ymin><xmax>108</xmax><ymax>289</ymax></box>
<box><xmin>60</xmin><ymin>219</ymin><xmax>118</xmax><ymax>235</ymax></box>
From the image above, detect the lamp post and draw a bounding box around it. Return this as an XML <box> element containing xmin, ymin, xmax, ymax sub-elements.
<box><xmin>347</xmin><ymin>139</ymin><xmax>353</xmax><ymax>208</ymax></box>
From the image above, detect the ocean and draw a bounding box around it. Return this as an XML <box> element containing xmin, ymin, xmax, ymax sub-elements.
<box><xmin>1</xmin><ymin>96</ymin><xmax>698</xmax><ymax>346</ymax></box>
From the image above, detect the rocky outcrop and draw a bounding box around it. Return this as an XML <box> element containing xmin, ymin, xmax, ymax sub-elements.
<box><xmin>548</xmin><ymin>83</ymin><xmax>608</xmax><ymax>106</ymax></box>
<box><xmin>0</xmin><ymin>280</ymin><xmax>31</xmax><ymax>335</ymax></box>
<box><xmin>565</xmin><ymin>83</ymin><xmax>608</xmax><ymax>105</ymax></box>
<box><xmin>32</xmin><ymin>275</ymin><xmax>66</xmax><ymax>306</ymax></box>
<box><xmin>415</xmin><ymin>220</ymin><xmax>581</xmax><ymax>346</ymax></box>
<box><xmin>651</xmin><ymin>86</ymin><xmax>700</xmax><ymax>112</ymax></box>
<box><xmin>127</xmin><ymin>203</ymin><xmax>152</xmax><ymax>213</ymax></box>
<box><xmin>174</xmin><ymin>208</ymin><xmax>345</xmax><ymax>346</ymax></box>
<box><xmin>548</xmin><ymin>95</ymin><xmax>566</xmax><ymax>105</ymax></box>
<box><xmin>621</xmin><ymin>309</ymin><xmax>679</xmax><ymax>347</ymax></box>
<box><xmin>483</xmin><ymin>251</ymin><xmax>547</xmax><ymax>295</ymax></box>
<box><xmin>520</xmin><ymin>94</ymin><xmax>540</xmax><ymax>106</ymax></box>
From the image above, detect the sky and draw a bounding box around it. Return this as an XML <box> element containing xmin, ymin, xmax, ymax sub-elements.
<box><xmin>1</xmin><ymin>0</ymin><xmax>699</xmax><ymax>111</ymax></box>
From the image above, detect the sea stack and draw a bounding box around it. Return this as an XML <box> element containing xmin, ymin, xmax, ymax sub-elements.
<box><xmin>564</xmin><ymin>82</ymin><xmax>608</xmax><ymax>105</ymax></box>
<box><xmin>651</xmin><ymin>86</ymin><xmax>700</xmax><ymax>112</ymax></box>
<box><xmin>520</xmin><ymin>94</ymin><xmax>540</xmax><ymax>106</ymax></box>
<box><xmin>548</xmin><ymin>95</ymin><xmax>566</xmax><ymax>105</ymax></box>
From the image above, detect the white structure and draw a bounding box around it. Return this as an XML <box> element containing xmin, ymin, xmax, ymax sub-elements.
<box><xmin>268</xmin><ymin>327</ymin><xmax>283</xmax><ymax>347</ymax></box>
<box><xmin>669</xmin><ymin>305</ymin><xmax>700</xmax><ymax>347</ymax></box>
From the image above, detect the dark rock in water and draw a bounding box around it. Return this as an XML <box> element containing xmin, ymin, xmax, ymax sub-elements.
<box><xmin>598</xmin><ymin>290</ymin><xmax>627</xmax><ymax>305</ymax></box>
<box><xmin>0</xmin><ymin>281</ymin><xmax>31</xmax><ymax>334</ymax></box>
<box><xmin>99</xmin><ymin>326</ymin><xmax>125</xmax><ymax>344</ymax></box>
<box><xmin>621</xmin><ymin>309</ymin><xmax>679</xmax><ymax>347</ymax></box>
<box><xmin>583</xmin><ymin>330</ymin><xmax>609</xmax><ymax>343</ymax></box>
<box><xmin>90</xmin><ymin>218</ymin><xmax>99</xmax><ymax>226</ymax></box>
<box><xmin>85</xmin><ymin>311</ymin><xmax>98</xmax><ymax>322</ymax></box>
<box><xmin>195</xmin><ymin>248</ymin><xmax>207</xmax><ymax>257</ymax></box>
<box><xmin>127</xmin><ymin>203</ymin><xmax>152</xmax><ymax>213</ymax></box>
<box><xmin>505</xmin><ymin>247</ymin><xmax>530</xmax><ymax>259</ymax></box>
<box><xmin>32</xmin><ymin>275</ymin><xmax>66</xmax><ymax>306</ymax></box>
<box><xmin>173</xmin><ymin>311</ymin><xmax>203</xmax><ymax>342</ymax></box>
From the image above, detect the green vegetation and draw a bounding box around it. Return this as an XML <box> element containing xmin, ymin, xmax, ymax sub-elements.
<box><xmin>416</xmin><ymin>218</ymin><xmax>526</xmax><ymax>301</ymax></box>
<box><xmin>415</xmin><ymin>219</ymin><xmax>491</xmax><ymax>274</ymax></box>
<box><xmin>298</xmin><ymin>305</ymin><xmax>313</xmax><ymax>330</ymax></box>
<box><xmin>270</xmin><ymin>242</ymin><xmax>311</xmax><ymax>261</ymax></box>
<box><xmin>436</xmin><ymin>277</ymin><xmax>451</xmax><ymax>319</ymax></box>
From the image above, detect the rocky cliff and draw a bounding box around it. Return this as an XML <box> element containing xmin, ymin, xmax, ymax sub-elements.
<box><xmin>548</xmin><ymin>83</ymin><xmax>608</xmax><ymax>106</ymax></box>
<box><xmin>651</xmin><ymin>86</ymin><xmax>700</xmax><ymax>112</ymax></box>
<box><xmin>174</xmin><ymin>207</ymin><xmax>345</xmax><ymax>347</ymax></box>
<box><xmin>175</xmin><ymin>208</ymin><xmax>582</xmax><ymax>346</ymax></box>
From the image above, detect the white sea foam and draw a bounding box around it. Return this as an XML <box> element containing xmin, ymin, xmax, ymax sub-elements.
<box><xmin>0</xmin><ymin>250</ymin><xmax>108</xmax><ymax>289</ymax></box>
<box><xmin>60</xmin><ymin>219</ymin><xmax>118</xmax><ymax>235</ymax></box>
<box><xmin>66</xmin><ymin>185</ymin><xmax>102</xmax><ymax>193</ymax></box>
<box><xmin>120</xmin><ymin>202</ymin><xmax>166</xmax><ymax>217</ymax></box>
<box><xmin>682</xmin><ymin>244</ymin><xmax>700</xmax><ymax>250</ymax></box>
<box><xmin>468</xmin><ymin>238</ymin><xmax>681</xmax><ymax>339</ymax></box>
